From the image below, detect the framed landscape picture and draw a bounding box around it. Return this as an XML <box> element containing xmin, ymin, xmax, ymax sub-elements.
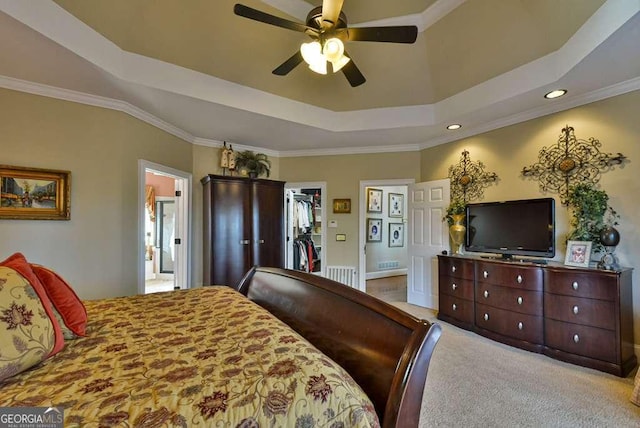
<box><xmin>0</xmin><ymin>165</ymin><xmax>71</xmax><ymax>220</ymax></box>
<box><xmin>389</xmin><ymin>223</ymin><xmax>404</xmax><ymax>247</ymax></box>
<box><xmin>366</xmin><ymin>218</ymin><xmax>382</xmax><ymax>242</ymax></box>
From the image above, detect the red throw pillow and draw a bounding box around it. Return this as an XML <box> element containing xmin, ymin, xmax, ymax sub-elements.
<box><xmin>0</xmin><ymin>253</ymin><xmax>65</xmax><ymax>356</ymax></box>
<box><xmin>31</xmin><ymin>264</ymin><xmax>87</xmax><ymax>337</ymax></box>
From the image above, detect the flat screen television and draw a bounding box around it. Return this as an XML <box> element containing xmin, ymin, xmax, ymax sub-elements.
<box><xmin>465</xmin><ymin>197</ymin><xmax>555</xmax><ymax>260</ymax></box>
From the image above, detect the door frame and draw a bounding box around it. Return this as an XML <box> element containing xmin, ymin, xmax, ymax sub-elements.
<box><xmin>284</xmin><ymin>181</ymin><xmax>327</xmax><ymax>277</ymax></box>
<box><xmin>138</xmin><ymin>160</ymin><xmax>192</xmax><ymax>294</ymax></box>
<box><xmin>358</xmin><ymin>178</ymin><xmax>415</xmax><ymax>292</ymax></box>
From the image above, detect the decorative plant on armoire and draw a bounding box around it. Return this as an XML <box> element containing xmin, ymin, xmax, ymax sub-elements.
<box><xmin>234</xmin><ymin>151</ymin><xmax>271</xmax><ymax>178</ymax></box>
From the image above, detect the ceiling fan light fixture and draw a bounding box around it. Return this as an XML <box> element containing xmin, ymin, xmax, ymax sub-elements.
<box><xmin>322</xmin><ymin>38</ymin><xmax>344</xmax><ymax>62</ymax></box>
<box><xmin>300</xmin><ymin>41</ymin><xmax>327</xmax><ymax>74</ymax></box>
<box><xmin>330</xmin><ymin>54</ymin><xmax>350</xmax><ymax>72</ymax></box>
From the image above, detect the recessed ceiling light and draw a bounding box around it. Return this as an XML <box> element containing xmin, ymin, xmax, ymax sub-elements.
<box><xmin>447</xmin><ymin>124</ymin><xmax>462</xmax><ymax>130</ymax></box>
<box><xmin>544</xmin><ymin>89</ymin><xmax>567</xmax><ymax>99</ymax></box>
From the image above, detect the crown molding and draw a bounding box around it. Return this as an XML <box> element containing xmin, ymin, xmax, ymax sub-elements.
<box><xmin>0</xmin><ymin>75</ymin><xmax>195</xmax><ymax>144</ymax></box>
<box><xmin>419</xmin><ymin>75</ymin><xmax>640</xmax><ymax>150</ymax></box>
<box><xmin>3</xmin><ymin>73</ymin><xmax>639</xmax><ymax>158</ymax></box>
<box><xmin>278</xmin><ymin>144</ymin><xmax>421</xmax><ymax>158</ymax></box>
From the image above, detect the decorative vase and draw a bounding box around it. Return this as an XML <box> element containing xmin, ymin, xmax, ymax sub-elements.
<box><xmin>449</xmin><ymin>214</ymin><xmax>466</xmax><ymax>255</ymax></box>
<box><xmin>599</xmin><ymin>226</ymin><xmax>620</xmax><ymax>247</ymax></box>
<box><xmin>598</xmin><ymin>226</ymin><xmax>620</xmax><ymax>270</ymax></box>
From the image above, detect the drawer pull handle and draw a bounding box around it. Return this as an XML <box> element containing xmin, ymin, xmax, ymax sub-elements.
<box><xmin>452</xmin><ymin>283</ymin><xmax>457</xmax><ymax>291</ymax></box>
<box><xmin>483</xmin><ymin>290</ymin><xmax>489</xmax><ymax>298</ymax></box>
<box><xmin>240</xmin><ymin>239</ymin><xmax>250</xmax><ymax>245</ymax></box>
<box><xmin>452</xmin><ymin>303</ymin><xmax>457</xmax><ymax>311</ymax></box>
<box><xmin>483</xmin><ymin>270</ymin><xmax>489</xmax><ymax>279</ymax></box>
<box><xmin>452</xmin><ymin>266</ymin><xmax>457</xmax><ymax>273</ymax></box>
<box><xmin>484</xmin><ymin>313</ymin><xmax>489</xmax><ymax>321</ymax></box>
<box><xmin>518</xmin><ymin>322</ymin><xmax>523</xmax><ymax>330</ymax></box>
<box><xmin>516</xmin><ymin>275</ymin><xmax>523</xmax><ymax>284</ymax></box>
<box><xmin>517</xmin><ymin>296</ymin><xmax>523</xmax><ymax>305</ymax></box>
<box><xmin>573</xmin><ymin>334</ymin><xmax>580</xmax><ymax>343</ymax></box>
<box><xmin>573</xmin><ymin>305</ymin><xmax>579</xmax><ymax>315</ymax></box>
<box><xmin>572</xmin><ymin>281</ymin><xmax>579</xmax><ymax>291</ymax></box>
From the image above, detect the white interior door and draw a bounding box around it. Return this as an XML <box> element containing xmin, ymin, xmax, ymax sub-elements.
<box><xmin>407</xmin><ymin>179</ymin><xmax>450</xmax><ymax>308</ymax></box>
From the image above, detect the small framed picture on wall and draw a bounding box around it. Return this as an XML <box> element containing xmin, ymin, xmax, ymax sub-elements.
<box><xmin>564</xmin><ymin>240</ymin><xmax>592</xmax><ymax>268</ymax></box>
<box><xmin>367</xmin><ymin>188</ymin><xmax>383</xmax><ymax>213</ymax></box>
<box><xmin>389</xmin><ymin>223</ymin><xmax>404</xmax><ymax>247</ymax></box>
<box><xmin>367</xmin><ymin>218</ymin><xmax>382</xmax><ymax>242</ymax></box>
<box><xmin>388</xmin><ymin>193</ymin><xmax>403</xmax><ymax>218</ymax></box>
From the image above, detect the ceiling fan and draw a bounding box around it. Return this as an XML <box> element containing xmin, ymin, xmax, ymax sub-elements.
<box><xmin>233</xmin><ymin>0</ymin><xmax>418</xmax><ymax>87</ymax></box>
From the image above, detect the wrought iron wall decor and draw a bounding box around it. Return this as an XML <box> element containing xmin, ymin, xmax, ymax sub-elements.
<box><xmin>448</xmin><ymin>150</ymin><xmax>498</xmax><ymax>203</ymax></box>
<box><xmin>521</xmin><ymin>125</ymin><xmax>627</xmax><ymax>205</ymax></box>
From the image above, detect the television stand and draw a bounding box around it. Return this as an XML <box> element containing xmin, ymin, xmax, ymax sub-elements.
<box><xmin>437</xmin><ymin>255</ymin><xmax>636</xmax><ymax>377</ymax></box>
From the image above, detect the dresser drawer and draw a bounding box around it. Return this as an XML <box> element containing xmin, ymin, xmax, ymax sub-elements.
<box><xmin>544</xmin><ymin>270</ymin><xmax>618</xmax><ymax>301</ymax></box>
<box><xmin>476</xmin><ymin>262</ymin><xmax>543</xmax><ymax>291</ymax></box>
<box><xmin>439</xmin><ymin>293</ymin><xmax>474</xmax><ymax>325</ymax></box>
<box><xmin>439</xmin><ymin>275</ymin><xmax>474</xmax><ymax>300</ymax></box>
<box><xmin>476</xmin><ymin>303</ymin><xmax>543</xmax><ymax>344</ymax></box>
<box><xmin>438</xmin><ymin>256</ymin><xmax>474</xmax><ymax>280</ymax></box>
<box><xmin>476</xmin><ymin>283</ymin><xmax>543</xmax><ymax>316</ymax></box>
<box><xmin>545</xmin><ymin>319</ymin><xmax>617</xmax><ymax>363</ymax></box>
<box><xmin>544</xmin><ymin>294</ymin><xmax>615</xmax><ymax>330</ymax></box>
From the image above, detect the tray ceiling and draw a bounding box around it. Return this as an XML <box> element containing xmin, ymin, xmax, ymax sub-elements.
<box><xmin>1</xmin><ymin>0</ymin><xmax>639</xmax><ymax>154</ymax></box>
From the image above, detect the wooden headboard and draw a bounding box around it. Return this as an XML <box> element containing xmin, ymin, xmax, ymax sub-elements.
<box><xmin>237</xmin><ymin>267</ymin><xmax>442</xmax><ymax>428</ymax></box>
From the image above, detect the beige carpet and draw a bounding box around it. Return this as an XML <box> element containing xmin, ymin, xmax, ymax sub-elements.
<box><xmin>390</xmin><ymin>302</ymin><xmax>640</xmax><ymax>427</ymax></box>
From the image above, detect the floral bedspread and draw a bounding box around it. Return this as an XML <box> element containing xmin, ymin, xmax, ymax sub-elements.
<box><xmin>0</xmin><ymin>286</ymin><xmax>380</xmax><ymax>427</ymax></box>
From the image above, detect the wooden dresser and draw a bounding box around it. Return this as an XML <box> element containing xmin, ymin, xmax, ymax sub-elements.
<box><xmin>437</xmin><ymin>255</ymin><xmax>636</xmax><ymax>377</ymax></box>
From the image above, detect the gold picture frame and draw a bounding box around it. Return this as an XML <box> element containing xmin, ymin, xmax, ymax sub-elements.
<box><xmin>0</xmin><ymin>165</ymin><xmax>71</xmax><ymax>220</ymax></box>
<box><xmin>333</xmin><ymin>198</ymin><xmax>351</xmax><ymax>214</ymax></box>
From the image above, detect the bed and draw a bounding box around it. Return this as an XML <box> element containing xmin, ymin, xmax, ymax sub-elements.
<box><xmin>0</xmin><ymin>259</ymin><xmax>442</xmax><ymax>427</ymax></box>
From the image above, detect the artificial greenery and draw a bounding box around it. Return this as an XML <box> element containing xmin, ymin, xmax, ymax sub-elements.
<box><xmin>234</xmin><ymin>150</ymin><xmax>271</xmax><ymax>178</ymax></box>
<box><xmin>444</xmin><ymin>199</ymin><xmax>466</xmax><ymax>226</ymax></box>
<box><xmin>566</xmin><ymin>183</ymin><xmax>619</xmax><ymax>252</ymax></box>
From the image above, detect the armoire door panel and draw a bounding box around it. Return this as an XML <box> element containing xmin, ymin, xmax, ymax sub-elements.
<box><xmin>252</xmin><ymin>180</ymin><xmax>285</xmax><ymax>269</ymax></box>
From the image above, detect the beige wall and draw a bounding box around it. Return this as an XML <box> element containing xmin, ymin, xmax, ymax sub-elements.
<box><xmin>3</xmin><ymin>85</ymin><xmax>638</xmax><ymax>346</ymax></box>
<box><xmin>421</xmin><ymin>89</ymin><xmax>640</xmax><ymax>344</ymax></box>
<box><xmin>0</xmin><ymin>88</ymin><xmax>192</xmax><ymax>299</ymax></box>
<box><xmin>279</xmin><ymin>152</ymin><xmax>420</xmax><ymax>269</ymax></box>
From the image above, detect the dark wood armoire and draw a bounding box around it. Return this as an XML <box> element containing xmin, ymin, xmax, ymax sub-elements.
<box><xmin>202</xmin><ymin>175</ymin><xmax>285</xmax><ymax>287</ymax></box>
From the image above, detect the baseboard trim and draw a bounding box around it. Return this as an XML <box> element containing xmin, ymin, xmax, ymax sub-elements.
<box><xmin>366</xmin><ymin>269</ymin><xmax>408</xmax><ymax>280</ymax></box>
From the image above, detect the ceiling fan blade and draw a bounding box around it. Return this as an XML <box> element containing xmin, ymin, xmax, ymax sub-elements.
<box><xmin>272</xmin><ymin>51</ymin><xmax>304</xmax><ymax>76</ymax></box>
<box><xmin>234</xmin><ymin>3</ymin><xmax>311</xmax><ymax>33</ymax></box>
<box><xmin>346</xmin><ymin>25</ymin><xmax>418</xmax><ymax>43</ymax></box>
<box><xmin>322</xmin><ymin>0</ymin><xmax>344</xmax><ymax>27</ymax></box>
<box><xmin>341</xmin><ymin>53</ymin><xmax>366</xmax><ymax>87</ymax></box>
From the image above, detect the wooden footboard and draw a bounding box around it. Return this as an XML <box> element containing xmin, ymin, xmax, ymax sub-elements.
<box><xmin>237</xmin><ymin>267</ymin><xmax>442</xmax><ymax>428</ymax></box>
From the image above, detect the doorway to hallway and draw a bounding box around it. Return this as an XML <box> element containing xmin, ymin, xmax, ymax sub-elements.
<box><xmin>138</xmin><ymin>160</ymin><xmax>192</xmax><ymax>294</ymax></box>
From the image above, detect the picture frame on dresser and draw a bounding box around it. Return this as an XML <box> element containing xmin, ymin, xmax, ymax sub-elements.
<box><xmin>564</xmin><ymin>240</ymin><xmax>592</xmax><ymax>267</ymax></box>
